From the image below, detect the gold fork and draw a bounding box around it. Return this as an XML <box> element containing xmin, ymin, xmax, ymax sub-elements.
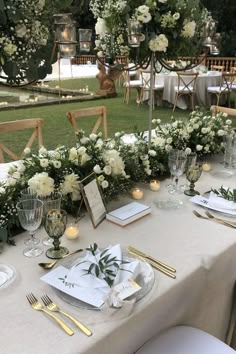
<box><xmin>193</xmin><ymin>210</ymin><xmax>235</xmax><ymax>229</ymax></box>
<box><xmin>26</xmin><ymin>293</ymin><xmax>74</xmax><ymax>336</ymax></box>
<box><xmin>41</xmin><ymin>295</ymin><xmax>92</xmax><ymax>336</ymax></box>
<box><xmin>205</xmin><ymin>211</ymin><xmax>236</xmax><ymax>229</ymax></box>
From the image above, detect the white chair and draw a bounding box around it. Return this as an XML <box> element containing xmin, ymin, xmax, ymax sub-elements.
<box><xmin>135</xmin><ymin>326</ymin><xmax>235</xmax><ymax>354</ymax></box>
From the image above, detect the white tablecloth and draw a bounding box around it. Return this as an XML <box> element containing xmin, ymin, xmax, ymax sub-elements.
<box><xmin>1</xmin><ymin>160</ymin><xmax>236</xmax><ymax>354</ymax></box>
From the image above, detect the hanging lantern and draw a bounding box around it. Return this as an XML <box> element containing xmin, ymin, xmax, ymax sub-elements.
<box><xmin>53</xmin><ymin>13</ymin><xmax>77</xmax><ymax>59</ymax></box>
<box><xmin>78</xmin><ymin>29</ymin><xmax>92</xmax><ymax>53</ymax></box>
<box><xmin>127</xmin><ymin>19</ymin><xmax>142</xmax><ymax>48</ymax></box>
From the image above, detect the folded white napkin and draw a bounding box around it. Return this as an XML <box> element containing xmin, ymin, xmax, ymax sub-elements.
<box><xmin>208</xmin><ymin>191</ymin><xmax>236</xmax><ymax>210</ymax></box>
<box><xmin>66</xmin><ymin>244</ymin><xmax>141</xmax><ymax>304</ymax></box>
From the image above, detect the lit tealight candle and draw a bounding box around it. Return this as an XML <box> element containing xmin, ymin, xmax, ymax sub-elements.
<box><xmin>131</xmin><ymin>187</ymin><xmax>144</xmax><ymax>200</ymax></box>
<box><xmin>202</xmin><ymin>162</ymin><xmax>211</xmax><ymax>172</ymax></box>
<box><xmin>149</xmin><ymin>179</ymin><xmax>161</xmax><ymax>191</ymax></box>
<box><xmin>65</xmin><ymin>223</ymin><xmax>79</xmax><ymax>240</ymax></box>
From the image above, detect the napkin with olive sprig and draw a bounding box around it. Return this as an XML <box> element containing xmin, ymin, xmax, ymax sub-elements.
<box><xmin>66</xmin><ymin>243</ymin><xmax>142</xmax><ymax>307</ymax></box>
<box><xmin>209</xmin><ymin>186</ymin><xmax>236</xmax><ymax>210</ymax></box>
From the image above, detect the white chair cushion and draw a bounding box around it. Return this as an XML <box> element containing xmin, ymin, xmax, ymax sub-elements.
<box><xmin>207</xmin><ymin>86</ymin><xmax>229</xmax><ymax>93</ymax></box>
<box><xmin>174</xmin><ymin>86</ymin><xmax>194</xmax><ymax>92</ymax></box>
<box><xmin>231</xmin><ymin>84</ymin><xmax>236</xmax><ymax>90</ymax></box>
<box><xmin>154</xmin><ymin>84</ymin><xmax>164</xmax><ymax>90</ymax></box>
<box><xmin>135</xmin><ymin>326</ymin><xmax>235</xmax><ymax>354</ymax></box>
<box><xmin>129</xmin><ymin>80</ymin><xmax>142</xmax><ymax>87</ymax></box>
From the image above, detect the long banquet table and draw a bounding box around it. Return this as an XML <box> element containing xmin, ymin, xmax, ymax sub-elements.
<box><xmin>1</xmin><ymin>161</ymin><xmax>236</xmax><ymax>354</ymax></box>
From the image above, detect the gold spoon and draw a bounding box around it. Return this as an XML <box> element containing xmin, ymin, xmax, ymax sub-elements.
<box><xmin>38</xmin><ymin>248</ymin><xmax>83</xmax><ymax>270</ymax></box>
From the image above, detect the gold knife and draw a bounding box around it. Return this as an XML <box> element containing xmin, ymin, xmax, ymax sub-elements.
<box><xmin>128</xmin><ymin>250</ymin><xmax>176</xmax><ymax>279</ymax></box>
<box><xmin>128</xmin><ymin>246</ymin><xmax>176</xmax><ymax>273</ymax></box>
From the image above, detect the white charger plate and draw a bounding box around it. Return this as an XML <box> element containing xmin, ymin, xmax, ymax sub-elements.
<box><xmin>53</xmin><ymin>251</ymin><xmax>155</xmax><ymax>310</ymax></box>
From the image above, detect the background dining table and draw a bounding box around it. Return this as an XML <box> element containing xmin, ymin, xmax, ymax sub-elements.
<box><xmin>1</xmin><ymin>158</ymin><xmax>236</xmax><ymax>354</ymax></box>
<box><xmin>142</xmin><ymin>71</ymin><xmax>222</xmax><ymax>109</ymax></box>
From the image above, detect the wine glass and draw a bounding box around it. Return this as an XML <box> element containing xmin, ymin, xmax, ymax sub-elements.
<box><xmin>16</xmin><ymin>199</ymin><xmax>44</xmax><ymax>257</ymax></box>
<box><xmin>20</xmin><ymin>188</ymin><xmax>40</xmax><ymax>246</ymax></box>
<box><xmin>40</xmin><ymin>192</ymin><xmax>62</xmax><ymax>246</ymax></box>
<box><xmin>168</xmin><ymin>151</ymin><xmax>186</xmax><ymax>195</ymax></box>
<box><xmin>184</xmin><ymin>163</ymin><xmax>202</xmax><ymax>196</ymax></box>
<box><xmin>44</xmin><ymin>209</ymin><xmax>69</xmax><ymax>259</ymax></box>
<box><xmin>165</xmin><ymin>149</ymin><xmax>180</xmax><ymax>190</ymax></box>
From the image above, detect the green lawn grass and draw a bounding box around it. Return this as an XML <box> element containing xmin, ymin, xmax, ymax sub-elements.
<box><xmin>0</xmin><ymin>77</ymin><xmax>235</xmax><ymax>160</ymax></box>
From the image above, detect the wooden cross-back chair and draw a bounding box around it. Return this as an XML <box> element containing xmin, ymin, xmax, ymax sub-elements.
<box><xmin>211</xmin><ymin>105</ymin><xmax>236</xmax><ymax>117</ymax></box>
<box><xmin>0</xmin><ymin>118</ymin><xmax>44</xmax><ymax>163</ymax></box>
<box><xmin>66</xmin><ymin>106</ymin><xmax>108</xmax><ymax>138</ymax></box>
<box><xmin>140</xmin><ymin>70</ymin><xmax>164</xmax><ymax>109</ymax></box>
<box><xmin>207</xmin><ymin>72</ymin><xmax>236</xmax><ymax>107</ymax></box>
<box><xmin>122</xmin><ymin>69</ymin><xmax>142</xmax><ymax>105</ymax></box>
<box><xmin>173</xmin><ymin>72</ymin><xmax>199</xmax><ymax>111</ymax></box>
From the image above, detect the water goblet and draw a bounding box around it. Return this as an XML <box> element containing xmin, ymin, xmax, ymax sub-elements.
<box><xmin>44</xmin><ymin>209</ymin><xmax>69</xmax><ymax>259</ymax></box>
<box><xmin>16</xmin><ymin>199</ymin><xmax>44</xmax><ymax>257</ymax></box>
<box><xmin>168</xmin><ymin>151</ymin><xmax>186</xmax><ymax>195</ymax></box>
<box><xmin>40</xmin><ymin>192</ymin><xmax>62</xmax><ymax>246</ymax></box>
<box><xmin>184</xmin><ymin>163</ymin><xmax>202</xmax><ymax>196</ymax></box>
<box><xmin>180</xmin><ymin>152</ymin><xmax>197</xmax><ymax>191</ymax></box>
<box><xmin>20</xmin><ymin>188</ymin><xmax>40</xmax><ymax>246</ymax></box>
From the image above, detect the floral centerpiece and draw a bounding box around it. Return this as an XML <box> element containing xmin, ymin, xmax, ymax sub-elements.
<box><xmin>152</xmin><ymin>108</ymin><xmax>233</xmax><ymax>156</ymax></box>
<box><xmin>90</xmin><ymin>0</ymin><xmax>207</xmax><ymax>62</ymax></box>
<box><xmin>0</xmin><ymin>108</ymin><xmax>233</xmax><ymax>244</ymax></box>
<box><xmin>0</xmin><ymin>0</ymin><xmax>73</xmax><ymax>85</ymax></box>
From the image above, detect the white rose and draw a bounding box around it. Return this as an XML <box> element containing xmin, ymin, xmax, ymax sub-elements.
<box><xmin>80</xmin><ymin>137</ymin><xmax>90</xmax><ymax>144</ymax></box>
<box><xmin>101</xmin><ymin>180</ymin><xmax>109</xmax><ymax>189</ymax></box>
<box><xmin>217</xmin><ymin>129</ymin><xmax>225</xmax><ymax>136</ymax></box>
<box><xmin>103</xmin><ymin>165</ymin><xmax>112</xmax><ymax>175</ymax></box>
<box><xmin>166</xmin><ymin>137</ymin><xmax>172</xmax><ymax>144</ymax></box>
<box><xmin>24</xmin><ymin>147</ymin><xmax>31</xmax><ymax>155</ymax></box>
<box><xmin>98</xmin><ymin>175</ymin><xmax>105</xmax><ymax>182</ymax></box>
<box><xmin>173</xmin><ymin>13</ymin><xmax>180</xmax><ymax>20</ymax></box>
<box><xmin>77</xmin><ymin>146</ymin><xmax>86</xmax><ymax>155</ymax></box>
<box><xmin>226</xmin><ymin>119</ymin><xmax>232</xmax><ymax>125</ymax></box>
<box><xmin>148</xmin><ymin>149</ymin><xmax>157</xmax><ymax>157</ymax></box>
<box><xmin>39</xmin><ymin>146</ymin><xmax>47</xmax><ymax>155</ymax></box>
<box><xmin>201</xmin><ymin>128</ymin><xmax>208</xmax><ymax>134</ymax></box>
<box><xmin>185</xmin><ymin>147</ymin><xmax>192</xmax><ymax>154</ymax></box>
<box><xmin>89</xmin><ymin>133</ymin><xmax>97</xmax><ymax>141</ymax></box>
<box><xmin>196</xmin><ymin>145</ymin><xmax>203</xmax><ymax>151</ymax></box>
<box><xmin>40</xmin><ymin>159</ymin><xmax>49</xmax><ymax>168</ymax></box>
<box><xmin>223</xmin><ymin>113</ymin><xmax>228</xmax><ymax>118</ymax></box>
<box><xmin>0</xmin><ymin>187</ymin><xmax>5</xmax><ymax>194</ymax></box>
<box><xmin>52</xmin><ymin>160</ymin><xmax>61</xmax><ymax>168</ymax></box>
<box><xmin>95</xmin><ymin>18</ymin><xmax>107</xmax><ymax>36</ymax></box>
<box><xmin>94</xmin><ymin>165</ymin><xmax>102</xmax><ymax>174</ymax></box>
<box><xmin>69</xmin><ymin>147</ymin><xmax>78</xmax><ymax>161</ymax></box>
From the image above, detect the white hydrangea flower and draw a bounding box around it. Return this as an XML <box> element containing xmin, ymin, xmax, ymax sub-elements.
<box><xmin>28</xmin><ymin>172</ymin><xmax>54</xmax><ymax>197</ymax></box>
<box><xmin>181</xmin><ymin>21</ymin><xmax>196</xmax><ymax>38</ymax></box>
<box><xmin>149</xmin><ymin>34</ymin><xmax>168</xmax><ymax>52</ymax></box>
<box><xmin>148</xmin><ymin>150</ymin><xmax>157</xmax><ymax>157</ymax></box>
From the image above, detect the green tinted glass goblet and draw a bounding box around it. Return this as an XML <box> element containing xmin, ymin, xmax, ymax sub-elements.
<box><xmin>44</xmin><ymin>209</ymin><xmax>69</xmax><ymax>259</ymax></box>
<box><xmin>184</xmin><ymin>163</ymin><xmax>202</xmax><ymax>196</ymax></box>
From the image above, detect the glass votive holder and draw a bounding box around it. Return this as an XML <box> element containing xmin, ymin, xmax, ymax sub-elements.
<box><xmin>131</xmin><ymin>187</ymin><xmax>144</xmax><ymax>200</ymax></box>
<box><xmin>149</xmin><ymin>179</ymin><xmax>161</xmax><ymax>191</ymax></box>
<box><xmin>64</xmin><ymin>223</ymin><xmax>79</xmax><ymax>240</ymax></box>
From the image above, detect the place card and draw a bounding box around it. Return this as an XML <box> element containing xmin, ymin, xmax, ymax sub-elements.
<box><xmin>113</xmin><ymin>278</ymin><xmax>141</xmax><ymax>300</ymax></box>
<box><xmin>190</xmin><ymin>195</ymin><xmax>236</xmax><ymax>216</ymax></box>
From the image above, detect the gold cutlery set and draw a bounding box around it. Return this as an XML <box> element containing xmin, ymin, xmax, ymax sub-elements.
<box><xmin>128</xmin><ymin>246</ymin><xmax>176</xmax><ymax>279</ymax></box>
<box><xmin>193</xmin><ymin>210</ymin><xmax>236</xmax><ymax>229</ymax></box>
<box><xmin>26</xmin><ymin>293</ymin><xmax>92</xmax><ymax>336</ymax></box>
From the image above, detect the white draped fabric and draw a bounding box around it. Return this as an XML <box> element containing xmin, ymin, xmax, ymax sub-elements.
<box><xmin>1</xmin><ymin>159</ymin><xmax>236</xmax><ymax>354</ymax></box>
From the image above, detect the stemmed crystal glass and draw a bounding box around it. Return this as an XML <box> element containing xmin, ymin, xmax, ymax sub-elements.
<box><xmin>20</xmin><ymin>188</ymin><xmax>40</xmax><ymax>246</ymax></box>
<box><xmin>180</xmin><ymin>152</ymin><xmax>197</xmax><ymax>191</ymax></box>
<box><xmin>40</xmin><ymin>192</ymin><xmax>62</xmax><ymax>246</ymax></box>
<box><xmin>184</xmin><ymin>162</ymin><xmax>203</xmax><ymax>196</ymax></box>
<box><xmin>44</xmin><ymin>209</ymin><xmax>69</xmax><ymax>259</ymax></box>
<box><xmin>165</xmin><ymin>149</ymin><xmax>180</xmax><ymax>191</ymax></box>
<box><xmin>16</xmin><ymin>199</ymin><xmax>44</xmax><ymax>257</ymax></box>
<box><xmin>168</xmin><ymin>150</ymin><xmax>187</xmax><ymax>195</ymax></box>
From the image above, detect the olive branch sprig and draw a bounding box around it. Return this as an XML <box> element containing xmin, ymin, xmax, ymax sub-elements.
<box><xmin>76</xmin><ymin>243</ymin><xmax>130</xmax><ymax>287</ymax></box>
<box><xmin>211</xmin><ymin>186</ymin><xmax>236</xmax><ymax>202</ymax></box>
